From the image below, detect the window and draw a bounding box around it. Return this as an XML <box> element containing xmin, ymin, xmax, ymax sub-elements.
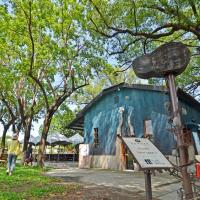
<box><xmin>144</xmin><ymin>119</ymin><xmax>153</xmax><ymax>139</ymax></box>
<box><xmin>94</xmin><ymin>128</ymin><xmax>99</xmax><ymax>147</ymax></box>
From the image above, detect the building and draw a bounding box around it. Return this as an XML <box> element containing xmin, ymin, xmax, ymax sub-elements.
<box><xmin>68</xmin><ymin>83</ymin><xmax>200</xmax><ymax>170</ymax></box>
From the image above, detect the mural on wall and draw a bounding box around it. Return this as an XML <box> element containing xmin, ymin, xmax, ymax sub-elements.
<box><xmin>128</xmin><ymin>109</ymin><xmax>135</xmax><ymax>137</ymax></box>
<box><xmin>116</xmin><ymin>107</ymin><xmax>124</xmax><ymax>136</ymax></box>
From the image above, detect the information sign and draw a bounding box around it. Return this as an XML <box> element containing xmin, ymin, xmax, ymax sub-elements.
<box><xmin>122</xmin><ymin>137</ymin><xmax>172</xmax><ymax>169</ymax></box>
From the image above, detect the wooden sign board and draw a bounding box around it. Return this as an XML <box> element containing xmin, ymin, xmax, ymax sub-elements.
<box><xmin>132</xmin><ymin>42</ymin><xmax>190</xmax><ymax>79</ymax></box>
<box><xmin>122</xmin><ymin>137</ymin><xmax>172</xmax><ymax>169</ymax></box>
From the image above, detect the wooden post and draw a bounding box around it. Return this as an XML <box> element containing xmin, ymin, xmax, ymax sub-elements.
<box><xmin>167</xmin><ymin>74</ymin><xmax>193</xmax><ymax>199</ymax></box>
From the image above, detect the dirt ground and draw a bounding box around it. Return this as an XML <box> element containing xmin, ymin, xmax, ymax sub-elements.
<box><xmin>43</xmin><ymin>162</ymin><xmax>200</xmax><ymax>199</ymax></box>
<box><xmin>44</xmin><ymin>183</ymin><xmax>155</xmax><ymax>200</ymax></box>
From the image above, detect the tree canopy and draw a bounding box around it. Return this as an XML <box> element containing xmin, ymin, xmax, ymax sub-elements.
<box><xmin>0</xmin><ymin>0</ymin><xmax>200</xmax><ymax>165</ymax></box>
<box><xmin>87</xmin><ymin>0</ymin><xmax>200</xmax><ymax>98</ymax></box>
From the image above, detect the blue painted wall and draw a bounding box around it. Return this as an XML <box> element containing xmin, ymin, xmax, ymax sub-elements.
<box><xmin>84</xmin><ymin>88</ymin><xmax>200</xmax><ymax>155</ymax></box>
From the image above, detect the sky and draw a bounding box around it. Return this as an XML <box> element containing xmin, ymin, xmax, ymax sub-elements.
<box><xmin>0</xmin><ymin>119</ymin><xmax>42</xmax><ymax>140</ymax></box>
<box><xmin>0</xmin><ymin>103</ymin><xmax>78</xmax><ymax>139</ymax></box>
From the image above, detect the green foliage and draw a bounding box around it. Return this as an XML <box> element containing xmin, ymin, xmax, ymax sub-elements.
<box><xmin>66</xmin><ymin>143</ymin><xmax>76</xmax><ymax>152</ymax></box>
<box><xmin>48</xmin><ymin>104</ymin><xmax>75</xmax><ymax>137</ymax></box>
<box><xmin>71</xmin><ymin>67</ymin><xmax>138</xmax><ymax>107</ymax></box>
<box><xmin>86</xmin><ymin>0</ymin><xmax>200</xmax><ymax>98</ymax></box>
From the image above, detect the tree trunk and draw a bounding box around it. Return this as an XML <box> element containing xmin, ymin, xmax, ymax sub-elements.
<box><xmin>0</xmin><ymin>127</ymin><xmax>9</xmax><ymax>157</ymax></box>
<box><xmin>38</xmin><ymin>115</ymin><xmax>52</xmax><ymax>167</ymax></box>
<box><xmin>23</xmin><ymin>122</ymin><xmax>32</xmax><ymax>151</ymax></box>
<box><xmin>22</xmin><ymin>127</ymin><xmax>30</xmax><ymax>164</ymax></box>
<box><xmin>38</xmin><ymin>137</ymin><xmax>46</xmax><ymax>167</ymax></box>
<box><xmin>21</xmin><ymin>119</ymin><xmax>33</xmax><ymax>163</ymax></box>
<box><xmin>23</xmin><ymin>128</ymin><xmax>30</xmax><ymax>152</ymax></box>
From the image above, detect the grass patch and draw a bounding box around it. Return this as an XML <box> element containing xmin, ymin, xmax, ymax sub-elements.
<box><xmin>0</xmin><ymin>165</ymin><xmax>80</xmax><ymax>200</ymax></box>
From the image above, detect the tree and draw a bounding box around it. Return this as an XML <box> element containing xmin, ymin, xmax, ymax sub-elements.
<box><xmin>0</xmin><ymin>33</ymin><xmax>20</xmax><ymax>154</ymax></box>
<box><xmin>0</xmin><ymin>3</ymin><xmax>43</xmax><ymax>159</ymax></box>
<box><xmin>15</xmin><ymin>78</ymin><xmax>42</xmax><ymax>156</ymax></box>
<box><xmin>0</xmin><ymin>0</ymin><xmax>113</xmax><ymax>166</ymax></box>
<box><xmin>48</xmin><ymin>104</ymin><xmax>75</xmax><ymax>137</ymax></box>
<box><xmin>87</xmin><ymin>0</ymin><xmax>200</xmax><ymax>98</ymax></box>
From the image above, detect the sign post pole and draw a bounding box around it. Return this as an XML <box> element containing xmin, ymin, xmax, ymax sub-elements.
<box><xmin>167</xmin><ymin>74</ymin><xmax>193</xmax><ymax>199</ymax></box>
<box><xmin>144</xmin><ymin>170</ymin><xmax>152</xmax><ymax>200</ymax></box>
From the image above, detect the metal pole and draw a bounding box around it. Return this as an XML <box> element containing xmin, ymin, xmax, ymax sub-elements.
<box><xmin>166</xmin><ymin>74</ymin><xmax>193</xmax><ymax>199</ymax></box>
<box><xmin>144</xmin><ymin>170</ymin><xmax>152</xmax><ymax>200</ymax></box>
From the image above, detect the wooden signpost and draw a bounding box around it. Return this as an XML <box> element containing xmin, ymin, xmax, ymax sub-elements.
<box><xmin>132</xmin><ymin>42</ymin><xmax>193</xmax><ymax>199</ymax></box>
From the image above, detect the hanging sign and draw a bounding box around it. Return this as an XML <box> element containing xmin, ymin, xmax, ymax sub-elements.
<box><xmin>132</xmin><ymin>42</ymin><xmax>190</xmax><ymax>79</ymax></box>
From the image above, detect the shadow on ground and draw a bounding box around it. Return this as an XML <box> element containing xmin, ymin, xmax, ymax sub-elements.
<box><xmin>46</xmin><ymin>183</ymin><xmax>150</xmax><ymax>200</ymax></box>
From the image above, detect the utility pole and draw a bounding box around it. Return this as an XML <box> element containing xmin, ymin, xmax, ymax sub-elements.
<box><xmin>167</xmin><ymin>74</ymin><xmax>193</xmax><ymax>199</ymax></box>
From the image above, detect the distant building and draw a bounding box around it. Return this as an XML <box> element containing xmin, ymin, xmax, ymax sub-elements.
<box><xmin>68</xmin><ymin>83</ymin><xmax>200</xmax><ymax>170</ymax></box>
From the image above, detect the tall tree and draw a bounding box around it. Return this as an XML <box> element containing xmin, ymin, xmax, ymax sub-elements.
<box><xmin>15</xmin><ymin>77</ymin><xmax>42</xmax><ymax>155</ymax></box>
<box><xmin>0</xmin><ymin>3</ymin><xmax>43</xmax><ymax>159</ymax></box>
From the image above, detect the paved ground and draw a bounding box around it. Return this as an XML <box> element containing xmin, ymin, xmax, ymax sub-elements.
<box><xmin>44</xmin><ymin>162</ymin><xmax>185</xmax><ymax>200</ymax></box>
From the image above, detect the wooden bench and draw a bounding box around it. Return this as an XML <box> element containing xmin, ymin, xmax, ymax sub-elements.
<box><xmin>0</xmin><ymin>153</ymin><xmax>8</xmax><ymax>167</ymax></box>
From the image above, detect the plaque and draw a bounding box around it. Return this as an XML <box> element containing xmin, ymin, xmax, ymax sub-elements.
<box><xmin>122</xmin><ymin>137</ymin><xmax>172</xmax><ymax>169</ymax></box>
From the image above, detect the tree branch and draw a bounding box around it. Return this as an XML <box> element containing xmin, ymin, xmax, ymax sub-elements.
<box><xmin>107</xmin><ymin>38</ymin><xmax>141</xmax><ymax>55</ymax></box>
<box><xmin>131</xmin><ymin>0</ymin><xmax>137</xmax><ymax>32</ymax></box>
<box><xmin>27</xmin><ymin>1</ymin><xmax>35</xmax><ymax>73</ymax></box>
<box><xmin>188</xmin><ymin>0</ymin><xmax>199</xmax><ymax>19</ymax></box>
<box><xmin>90</xmin><ymin>3</ymin><xmax>179</xmax><ymax>40</ymax></box>
<box><xmin>29</xmin><ymin>73</ymin><xmax>49</xmax><ymax>110</ymax></box>
<box><xmin>46</xmin><ymin>77</ymin><xmax>56</xmax><ymax>98</ymax></box>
